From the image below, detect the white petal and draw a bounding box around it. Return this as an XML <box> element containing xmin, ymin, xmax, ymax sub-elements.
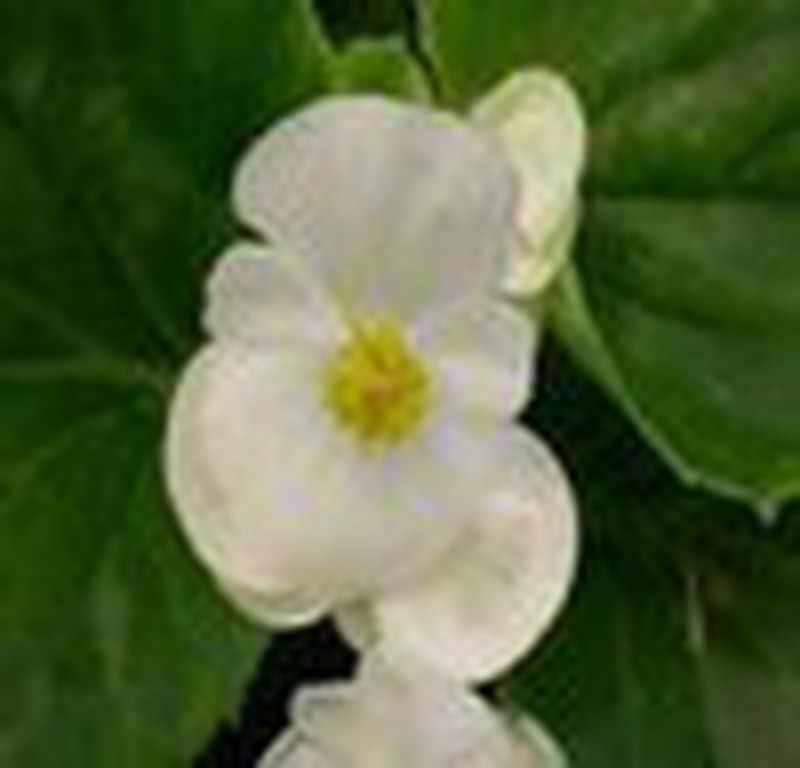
<box><xmin>472</xmin><ymin>69</ymin><xmax>586</xmax><ymax>296</ymax></box>
<box><xmin>293</xmin><ymin>654</ymin><xmax>525</xmax><ymax>767</ymax></box>
<box><xmin>215</xmin><ymin>573</ymin><xmax>329</xmax><ymax>628</ymax></box>
<box><xmin>233</xmin><ymin>96</ymin><xmax>517</xmax><ymax>319</ymax></box>
<box><xmin>165</xmin><ymin>343</ymin><xmax>496</xmax><ymax>623</ymax></box>
<box><xmin>333</xmin><ymin>601</ymin><xmax>379</xmax><ymax>651</ymax></box>
<box><xmin>291</xmin><ymin>681</ymin><xmax>382</xmax><ymax>765</ymax></box>
<box><xmin>415</xmin><ymin>299</ymin><xmax>538</xmax><ymax>418</ymax></box>
<box><xmin>204</xmin><ymin>241</ymin><xmax>341</xmax><ymax>349</ymax></box>
<box><xmin>512</xmin><ymin>716</ymin><xmax>569</xmax><ymax>768</ymax></box>
<box><xmin>165</xmin><ymin>343</ymin><xmax>334</xmax><ymax>623</ymax></box>
<box><xmin>509</xmin><ymin>201</ymin><xmax>581</xmax><ymax>300</ymax></box>
<box><xmin>371</xmin><ymin>428</ymin><xmax>579</xmax><ymax>683</ymax></box>
<box><xmin>258</xmin><ymin>729</ymin><xmax>333</xmax><ymax>768</ymax></box>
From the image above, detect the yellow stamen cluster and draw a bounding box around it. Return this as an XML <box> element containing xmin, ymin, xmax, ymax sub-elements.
<box><xmin>324</xmin><ymin>316</ymin><xmax>431</xmax><ymax>446</ymax></box>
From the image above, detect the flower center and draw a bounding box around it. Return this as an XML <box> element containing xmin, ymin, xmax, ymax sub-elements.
<box><xmin>323</xmin><ymin>316</ymin><xmax>431</xmax><ymax>446</ymax></box>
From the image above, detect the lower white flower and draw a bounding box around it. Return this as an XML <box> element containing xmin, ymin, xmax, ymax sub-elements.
<box><xmin>165</xmin><ymin>94</ymin><xmax>578</xmax><ymax>683</ymax></box>
<box><xmin>259</xmin><ymin>653</ymin><xmax>567</xmax><ymax>768</ymax></box>
<box><xmin>473</xmin><ymin>69</ymin><xmax>586</xmax><ymax>297</ymax></box>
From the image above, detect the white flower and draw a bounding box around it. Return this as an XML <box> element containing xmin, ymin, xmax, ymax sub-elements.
<box><xmin>165</xmin><ymin>95</ymin><xmax>578</xmax><ymax>682</ymax></box>
<box><xmin>473</xmin><ymin>69</ymin><xmax>587</xmax><ymax>297</ymax></box>
<box><xmin>258</xmin><ymin>653</ymin><xmax>567</xmax><ymax>768</ymax></box>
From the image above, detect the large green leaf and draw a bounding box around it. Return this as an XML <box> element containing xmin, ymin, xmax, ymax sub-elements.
<box><xmin>0</xmin><ymin>0</ymin><xmax>333</xmax><ymax>764</ymax></box>
<box><xmin>506</xmin><ymin>352</ymin><xmax>800</xmax><ymax>768</ymax></box>
<box><xmin>422</xmin><ymin>0</ymin><xmax>800</xmax><ymax>507</ymax></box>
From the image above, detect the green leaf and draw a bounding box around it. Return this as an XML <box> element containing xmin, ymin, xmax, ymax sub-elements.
<box><xmin>506</xmin><ymin>353</ymin><xmax>800</xmax><ymax>768</ymax></box>
<box><xmin>562</xmin><ymin>201</ymin><xmax>800</xmax><ymax>509</ymax></box>
<box><xmin>331</xmin><ymin>37</ymin><xmax>432</xmax><ymax>100</ymax></box>
<box><xmin>422</xmin><ymin>0</ymin><xmax>800</xmax><ymax>507</ymax></box>
<box><xmin>0</xmin><ymin>0</ymin><xmax>332</xmax><ymax>764</ymax></box>
<box><xmin>0</xmin><ymin>407</ymin><xmax>261</xmax><ymax>766</ymax></box>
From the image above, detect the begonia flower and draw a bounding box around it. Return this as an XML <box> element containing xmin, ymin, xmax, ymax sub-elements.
<box><xmin>259</xmin><ymin>653</ymin><xmax>566</xmax><ymax>768</ymax></box>
<box><xmin>165</xmin><ymin>95</ymin><xmax>577</xmax><ymax>682</ymax></box>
